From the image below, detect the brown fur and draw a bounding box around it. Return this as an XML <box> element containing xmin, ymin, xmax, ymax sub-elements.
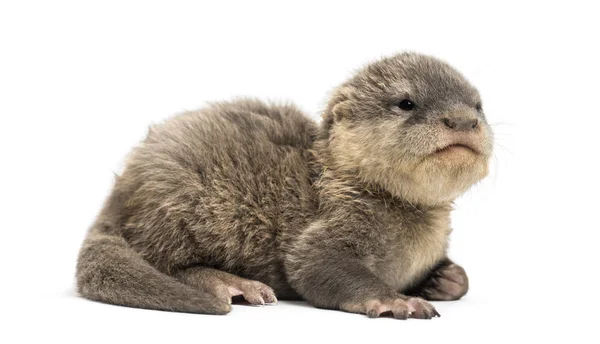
<box><xmin>76</xmin><ymin>52</ymin><xmax>492</xmax><ymax>319</ymax></box>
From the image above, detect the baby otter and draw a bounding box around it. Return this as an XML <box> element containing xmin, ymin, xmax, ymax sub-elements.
<box><xmin>76</xmin><ymin>52</ymin><xmax>493</xmax><ymax>319</ymax></box>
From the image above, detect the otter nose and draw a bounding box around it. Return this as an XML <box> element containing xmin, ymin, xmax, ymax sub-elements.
<box><xmin>443</xmin><ymin>117</ymin><xmax>479</xmax><ymax>131</ymax></box>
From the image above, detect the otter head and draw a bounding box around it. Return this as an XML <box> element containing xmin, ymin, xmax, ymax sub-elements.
<box><xmin>321</xmin><ymin>52</ymin><xmax>493</xmax><ymax>206</ymax></box>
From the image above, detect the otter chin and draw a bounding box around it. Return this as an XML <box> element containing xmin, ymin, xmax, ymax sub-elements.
<box><xmin>435</xmin><ymin>143</ymin><xmax>478</xmax><ymax>155</ymax></box>
<box><xmin>431</xmin><ymin>140</ymin><xmax>486</xmax><ymax>168</ymax></box>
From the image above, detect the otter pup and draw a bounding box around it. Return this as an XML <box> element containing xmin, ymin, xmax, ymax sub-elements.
<box><xmin>76</xmin><ymin>52</ymin><xmax>492</xmax><ymax>319</ymax></box>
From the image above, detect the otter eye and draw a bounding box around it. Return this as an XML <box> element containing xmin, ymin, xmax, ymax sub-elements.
<box><xmin>397</xmin><ymin>99</ymin><xmax>416</xmax><ymax>111</ymax></box>
<box><xmin>476</xmin><ymin>102</ymin><xmax>483</xmax><ymax>112</ymax></box>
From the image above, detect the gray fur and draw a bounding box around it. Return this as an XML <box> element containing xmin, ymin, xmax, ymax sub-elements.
<box><xmin>76</xmin><ymin>52</ymin><xmax>492</xmax><ymax>319</ymax></box>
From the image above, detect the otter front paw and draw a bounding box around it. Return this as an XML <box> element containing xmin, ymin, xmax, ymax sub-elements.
<box><xmin>413</xmin><ymin>263</ymin><xmax>469</xmax><ymax>301</ymax></box>
<box><xmin>341</xmin><ymin>296</ymin><xmax>440</xmax><ymax>319</ymax></box>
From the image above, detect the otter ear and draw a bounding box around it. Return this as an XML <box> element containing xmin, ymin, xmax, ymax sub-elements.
<box><xmin>321</xmin><ymin>87</ymin><xmax>354</xmax><ymax>135</ymax></box>
<box><xmin>321</xmin><ymin>100</ymin><xmax>351</xmax><ymax>134</ymax></box>
<box><xmin>328</xmin><ymin>87</ymin><xmax>354</xmax><ymax>122</ymax></box>
<box><xmin>331</xmin><ymin>99</ymin><xmax>352</xmax><ymax>122</ymax></box>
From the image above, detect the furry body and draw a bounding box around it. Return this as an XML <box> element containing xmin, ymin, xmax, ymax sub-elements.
<box><xmin>77</xmin><ymin>53</ymin><xmax>492</xmax><ymax>318</ymax></box>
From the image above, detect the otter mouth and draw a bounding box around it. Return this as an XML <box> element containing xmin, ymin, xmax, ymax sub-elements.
<box><xmin>434</xmin><ymin>143</ymin><xmax>479</xmax><ymax>155</ymax></box>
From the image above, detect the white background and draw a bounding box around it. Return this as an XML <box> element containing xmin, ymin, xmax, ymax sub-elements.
<box><xmin>1</xmin><ymin>1</ymin><xmax>599</xmax><ymax>343</ymax></box>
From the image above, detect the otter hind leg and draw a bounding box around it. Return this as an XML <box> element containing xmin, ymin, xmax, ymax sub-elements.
<box><xmin>174</xmin><ymin>267</ymin><xmax>278</xmax><ymax>306</ymax></box>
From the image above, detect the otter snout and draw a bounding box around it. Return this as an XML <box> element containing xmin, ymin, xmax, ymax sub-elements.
<box><xmin>434</xmin><ymin>110</ymin><xmax>490</xmax><ymax>157</ymax></box>
<box><xmin>442</xmin><ymin>117</ymin><xmax>479</xmax><ymax>131</ymax></box>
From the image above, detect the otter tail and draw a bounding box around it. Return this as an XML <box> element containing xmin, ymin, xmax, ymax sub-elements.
<box><xmin>76</xmin><ymin>226</ymin><xmax>231</xmax><ymax>315</ymax></box>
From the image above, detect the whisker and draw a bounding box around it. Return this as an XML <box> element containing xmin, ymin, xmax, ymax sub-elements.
<box><xmin>493</xmin><ymin>142</ymin><xmax>513</xmax><ymax>155</ymax></box>
<box><xmin>488</xmin><ymin>121</ymin><xmax>516</xmax><ymax>127</ymax></box>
